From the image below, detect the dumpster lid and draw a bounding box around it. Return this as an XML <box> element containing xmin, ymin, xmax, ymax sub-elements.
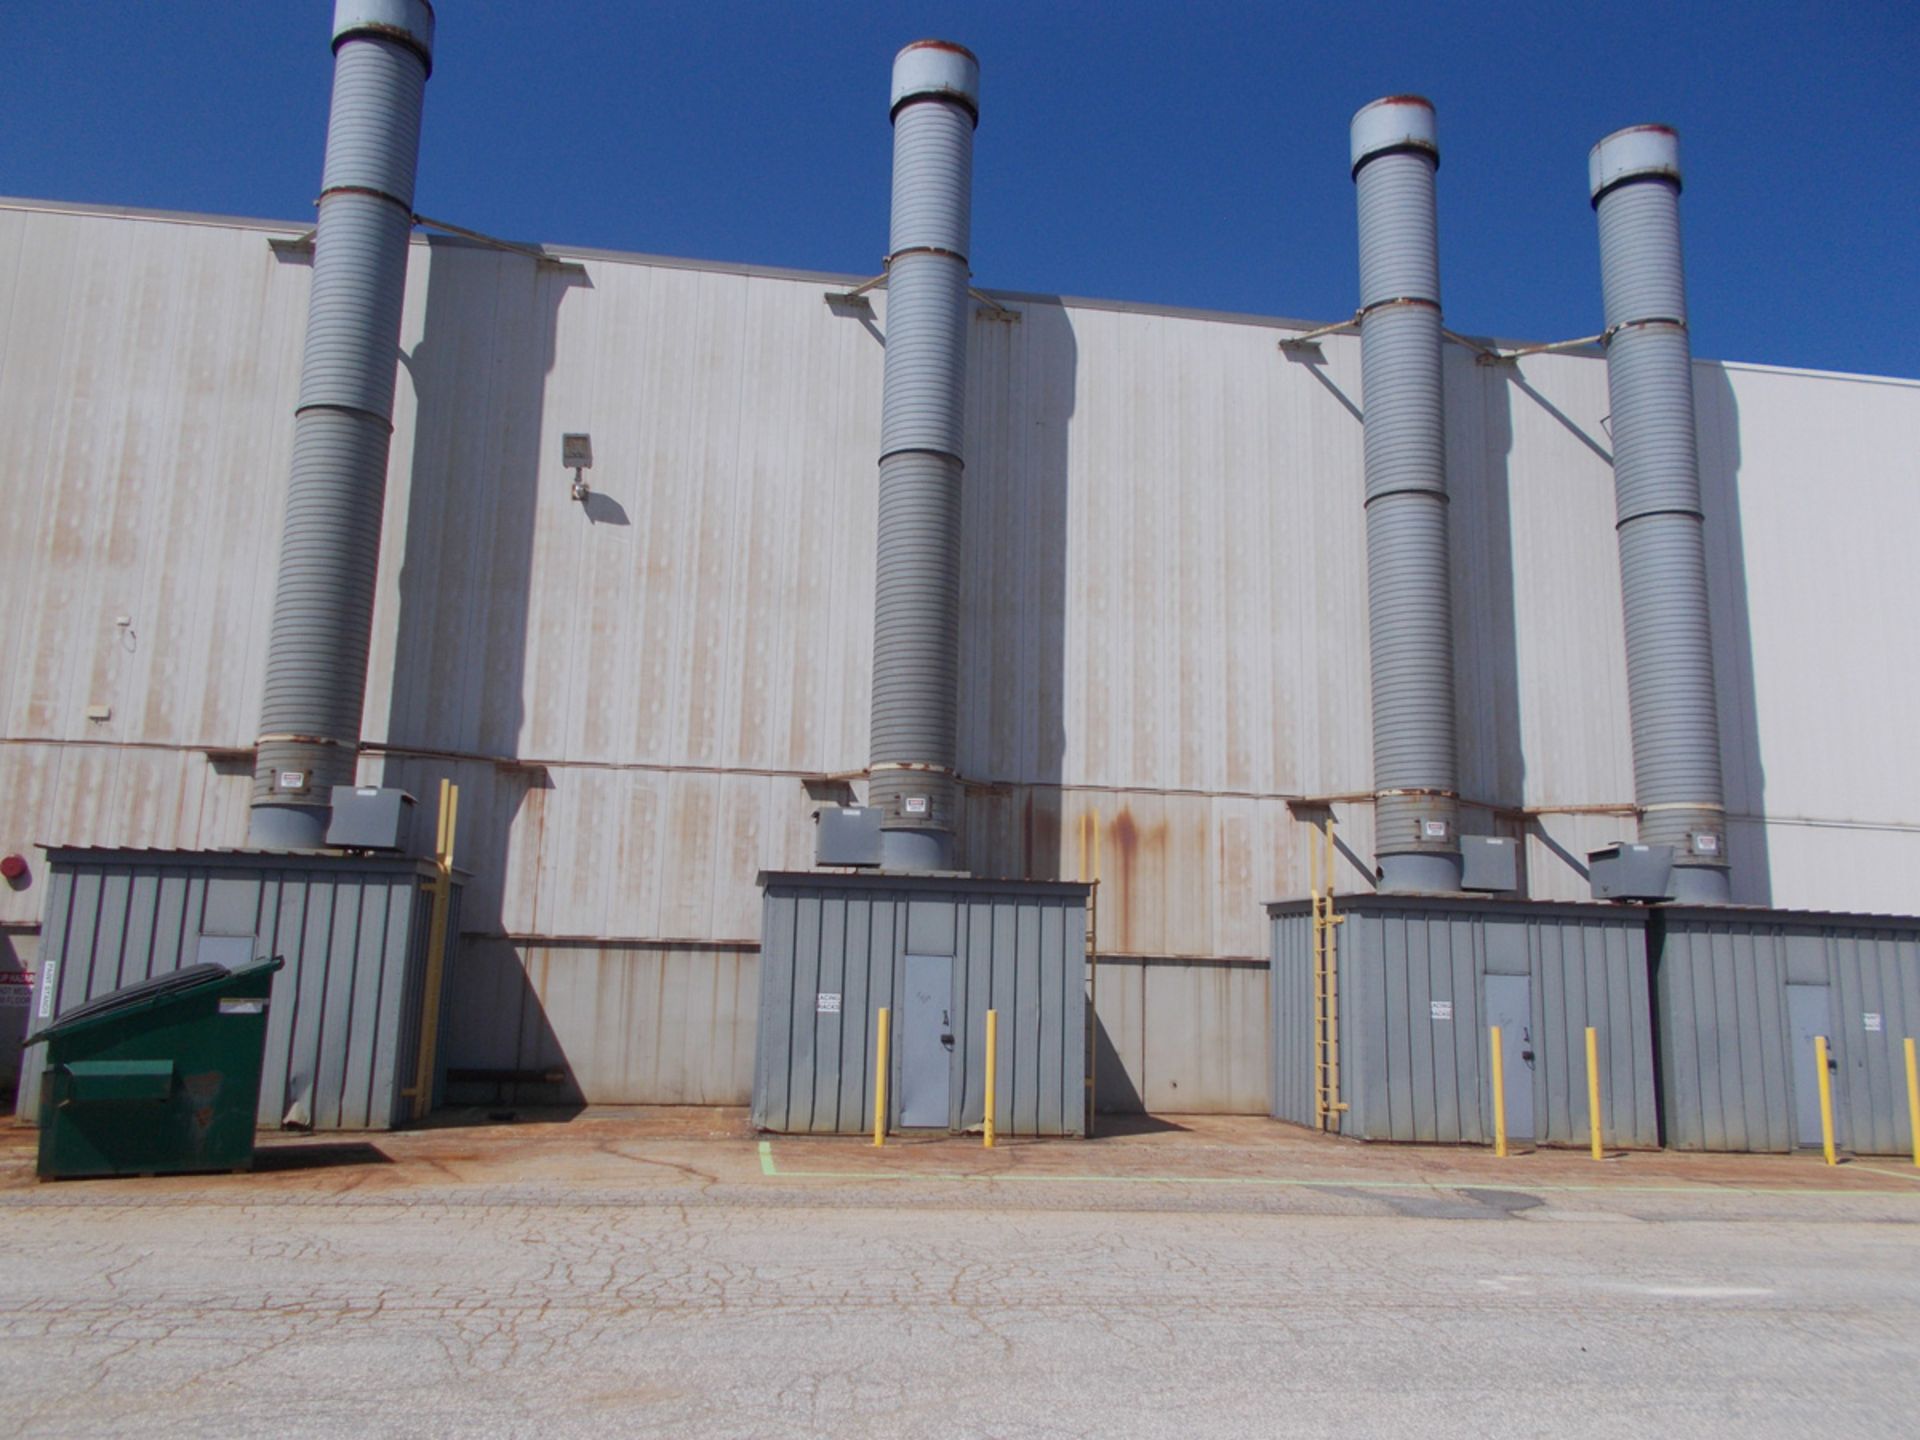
<box><xmin>30</xmin><ymin>957</ymin><xmax>283</xmax><ymax>1042</ymax></box>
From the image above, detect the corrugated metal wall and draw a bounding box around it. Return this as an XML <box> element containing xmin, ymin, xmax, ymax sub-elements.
<box><xmin>1653</xmin><ymin>908</ymin><xmax>1920</xmax><ymax>1154</ymax></box>
<box><xmin>754</xmin><ymin>873</ymin><xmax>1087</xmax><ymax>1136</ymax></box>
<box><xmin>15</xmin><ymin>849</ymin><xmax>450</xmax><ymax>1130</ymax></box>
<box><xmin>1270</xmin><ymin>898</ymin><xmax>1656</xmax><ymax>1147</ymax></box>
<box><xmin>1270</xmin><ymin>912</ymin><xmax>1318</xmax><ymax>1129</ymax></box>
<box><xmin>1</xmin><ymin>197</ymin><xmax>1917</xmax><ymax>1109</ymax></box>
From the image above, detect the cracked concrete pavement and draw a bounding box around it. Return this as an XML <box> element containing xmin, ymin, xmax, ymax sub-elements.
<box><xmin>1</xmin><ymin>1110</ymin><xmax>1917</xmax><ymax>1437</ymax></box>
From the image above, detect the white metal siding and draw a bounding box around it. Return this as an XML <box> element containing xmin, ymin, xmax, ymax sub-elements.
<box><xmin>2</xmin><ymin>200</ymin><xmax>1917</xmax><ymax>1101</ymax></box>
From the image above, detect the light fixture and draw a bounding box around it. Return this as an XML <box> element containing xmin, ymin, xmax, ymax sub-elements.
<box><xmin>562</xmin><ymin>432</ymin><xmax>593</xmax><ymax>502</ymax></box>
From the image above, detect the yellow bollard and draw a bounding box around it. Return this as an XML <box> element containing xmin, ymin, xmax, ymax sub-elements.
<box><xmin>984</xmin><ymin>1008</ymin><xmax>998</xmax><ymax>1149</ymax></box>
<box><xmin>1490</xmin><ymin>1025</ymin><xmax>1508</xmax><ymax>1158</ymax></box>
<box><xmin>1815</xmin><ymin>1034</ymin><xmax>1837</xmax><ymax>1166</ymax></box>
<box><xmin>873</xmin><ymin>1007</ymin><xmax>890</xmax><ymax>1147</ymax></box>
<box><xmin>1904</xmin><ymin>1037</ymin><xmax>1919</xmax><ymax>1170</ymax></box>
<box><xmin>1586</xmin><ymin>1026</ymin><xmax>1604</xmax><ymax>1161</ymax></box>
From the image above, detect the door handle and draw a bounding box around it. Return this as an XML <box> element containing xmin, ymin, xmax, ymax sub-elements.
<box><xmin>941</xmin><ymin>1010</ymin><xmax>953</xmax><ymax>1047</ymax></box>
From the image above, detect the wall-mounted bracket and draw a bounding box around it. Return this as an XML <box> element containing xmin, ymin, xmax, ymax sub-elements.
<box><xmin>971</xmin><ymin>288</ymin><xmax>1017</xmax><ymax>321</ymax></box>
<box><xmin>825</xmin><ymin>268</ymin><xmax>889</xmax><ymax>312</ymax></box>
<box><xmin>1278</xmin><ymin>312</ymin><xmax>1361</xmax><ymax>357</ymax></box>
<box><xmin>1458</xmin><ymin>328</ymin><xmax>1610</xmax><ymax>365</ymax></box>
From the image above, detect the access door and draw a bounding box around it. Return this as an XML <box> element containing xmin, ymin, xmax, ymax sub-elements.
<box><xmin>1484</xmin><ymin>975</ymin><xmax>1536</xmax><ymax>1141</ymax></box>
<box><xmin>899</xmin><ymin>954</ymin><xmax>954</xmax><ymax>1128</ymax></box>
<box><xmin>1786</xmin><ymin>984</ymin><xmax>1833</xmax><ymax>1149</ymax></box>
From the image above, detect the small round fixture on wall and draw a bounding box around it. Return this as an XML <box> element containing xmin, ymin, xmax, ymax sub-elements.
<box><xmin>0</xmin><ymin>854</ymin><xmax>28</xmax><ymax>883</ymax></box>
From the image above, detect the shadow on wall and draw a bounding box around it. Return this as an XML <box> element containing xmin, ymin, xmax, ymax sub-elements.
<box><xmin>378</xmin><ymin>236</ymin><xmax>591</xmax><ymax>1112</ymax></box>
<box><xmin>1451</xmin><ymin>348</ymin><xmax>1531</xmax><ymax>887</ymax></box>
<box><xmin>954</xmin><ymin>300</ymin><xmax>1121</xmax><ymax>1100</ymax></box>
<box><xmin>956</xmin><ymin>298</ymin><xmax>1075</xmax><ymax>883</ymax></box>
<box><xmin>1694</xmin><ymin>363</ymin><xmax>1770</xmax><ymax>904</ymax></box>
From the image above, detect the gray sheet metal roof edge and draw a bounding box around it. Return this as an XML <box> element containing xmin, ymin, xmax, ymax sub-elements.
<box><xmin>1266</xmin><ymin>893</ymin><xmax>1649</xmax><ymax>924</ymax></box>
<box><xmin>758</xmin><ymin>869</ymin><xmax>1091</xmax><ymax>900</ymax></box>
<box><xmin>1263</xmin><ymin>894</ymin><xmax>1920</xmax><ymax>931</ymax></box>
<box><xmin>41</xmin><ymin>844</ymin><xmax>457</xmax><ymax>881</ymax></box>
<box><xmin>1654</xmin><ymin>903</ymin><xmax>1920</xmax><ymax>933</ymax></box>
<box><xmin>8</xmin><ymin>193</ymin><xmax>1912</xmax><ymax>384</ymax></box>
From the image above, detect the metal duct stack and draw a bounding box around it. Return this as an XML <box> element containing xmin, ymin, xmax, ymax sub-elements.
<box><xmin>869</xmin><ymin>41</ymin><xmax>979</xmax><ymax>872</ymax></box>
<box><xmin>250</xmin><ymin>0</ymin><xmax>435</xmax><ymax>849</ymax></box>
<box><xmin>1350</xmin><ymin>96</ymin><xmax>1463</xmax><ymax>894</ymax></box>
<box><xmin>1589</xmin><ymin>126</ymin><xmax>1731</xmax><ymax>903</ymax></box>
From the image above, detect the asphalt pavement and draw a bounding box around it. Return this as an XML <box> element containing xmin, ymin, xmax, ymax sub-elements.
<box><xmin>1</xmin><ymin>1110</ymin><xmax>1915</xmax><ymax>1437</ymax></box>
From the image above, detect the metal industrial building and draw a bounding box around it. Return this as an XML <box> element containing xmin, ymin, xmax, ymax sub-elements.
<box><xmin>3</xmin><ymin>9</ymin><xmax>1918</xmax><ymax>1137</ymax></box>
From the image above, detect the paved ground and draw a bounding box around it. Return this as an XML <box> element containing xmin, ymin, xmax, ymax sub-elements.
<box><xmin>1</xmin><ymin>1109</ymin><xmax>1917</xmax><ymax>1437</ymax></box>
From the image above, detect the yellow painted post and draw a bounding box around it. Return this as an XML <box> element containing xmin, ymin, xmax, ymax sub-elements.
<box><xmin>1085</xmin><ymin>811</ymin><xmax>1100</xmax><ymax>1141</ymax></box>
<box><xmin>1490</xmin><ymin>1025</ymin><xmax>1508</xmax><ymax>1158</ymax></box>
<box><xmin>410</xmin><ymin>778</ymin><xmax>458</xmax><ymax>1121</ymax></box>
<box><xmin>1906</xmin><ymin>1038</ymin><xmax>1920</xmax><ymax>1169</ymax></box>
<box><xmin>1586</xmin><ymin>1026</ymin><xmax>1604</xmax><ymax>1161</ymax></box>
<box><xmin>873</xmin><ymin>1007</ymin><xmax>890</xmax><ymax>1147</ymax></box>
<box><xmin>984</xmin><ymin>1008</ymin><xmax>998</xmax><ymax>1149</ymax></box>
<box><xmin>1815</xmin><ymin>1034</ymin><xmax>1837</xmax><ymax>1165</ymax></box>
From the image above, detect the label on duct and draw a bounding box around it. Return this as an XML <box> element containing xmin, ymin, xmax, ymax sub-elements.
<box><xmin>1865</xmin><ymin>1012</ymin><xmax>1883</xmax><ymax>1032</ymax></box>
<box><xmin>37</xmin><ymin>962</ymin><xmax>57</xmax><ymax>1018</ymax></box>
<box><xmin>817</xmin><ymin>993</ymin><xmax>842</xmax><ymax>1015</ymax></box>
<box><xmin>1430</xmin><ymin>1000</ymin><xmax>1453</xmax><ymax>1021</ymax></box>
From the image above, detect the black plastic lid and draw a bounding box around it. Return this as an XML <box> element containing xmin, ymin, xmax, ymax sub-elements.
<box><xmin>40</xmin><ymin>962</ymin><xmax>232</xmax><ymax>1029</ymax></box>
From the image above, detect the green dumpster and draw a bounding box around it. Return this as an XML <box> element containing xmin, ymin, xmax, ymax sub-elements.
<box><xmin>27</xmin><ymin>957</ymin><xmax>284</xmax><ymax>1180</ymax></box>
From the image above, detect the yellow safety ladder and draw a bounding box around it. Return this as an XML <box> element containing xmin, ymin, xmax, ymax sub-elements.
<box><xmin>1309</xmin><ymin>816</ymin><xmax>1347</xmax><ymax>1132</ymax></box>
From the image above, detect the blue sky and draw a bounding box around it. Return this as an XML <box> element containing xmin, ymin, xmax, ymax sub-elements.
<box><xmin>3</xmin><ymin>1</ymin><xmax>1915</xmax><ymax>376</ymax></box>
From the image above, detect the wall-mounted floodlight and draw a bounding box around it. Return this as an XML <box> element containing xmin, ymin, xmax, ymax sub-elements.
<box><xmin>562</xmin><ymin>432</ymin><xmax>593</xmax><ymax>502</ymax></box>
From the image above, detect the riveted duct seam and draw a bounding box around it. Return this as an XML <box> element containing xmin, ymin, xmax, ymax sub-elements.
<box><xmin>250</xmin><ymin>1</ymin><xmax>435</xmax><ymax>849</ymax></box>
<box><xmin>1589</xmin><ymin>126</ymin><xmax>1731</xmax><ymax>903</ymax></box>
<box><xmin>1350</xmin><ymin>97</ymin><xmax>1462</xmax><ymax>894</ymax></box>
<box><xmin>869</xmin><ymin>41</ymin><xmax>979</xmax><ymax>873</ymax></box>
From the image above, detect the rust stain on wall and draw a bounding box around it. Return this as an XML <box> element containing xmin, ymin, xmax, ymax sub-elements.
<box><xmin>1108</xmin><ymin>806</ymin><xmax>1167</xmax><ymax>954</ymax></box>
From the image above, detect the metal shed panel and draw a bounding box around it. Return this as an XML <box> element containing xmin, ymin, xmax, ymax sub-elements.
<box><xmin>1654</xmin><ymin>907</ymin><xmax>1920</xmax><ymax>1155</ymax></box>
<box><xmin>15</xmin><ymin>848</ymin><xmax>452</xmax><ymax>1131</ymax></box>
<box><xmin>754</xmin><ymin>872</ymin><xmax>1088</xmax><ymax>1136</ymax></box>
<box><xmin>1270</xmin><ymin>897</ymin><xmax>1654</xmax><ymax>1147</ymax></box>
<box><xmin>1269</xmin><ymin>910</ymin><xmax>1318</xmax><ymax>1128</ymax></box>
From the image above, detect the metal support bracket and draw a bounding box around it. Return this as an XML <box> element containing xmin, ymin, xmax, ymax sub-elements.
<box><xmin>825</xmin><ymin>268</ymin><xmax>889</xmax><ymax>312</ymax></box>
<box><xmin>971</xmin><ymin>288</ymin><xmax>1017</xmax><ymax>321</ymax></box>
<box><xmin>1278</xmin><ymin>312</ymin><xmax>1362</xmax><ymax>356</ymax></box>
<box><xmin>411</xmin><ymin>212</ymin><xmax>585</xmax><ymax>273</ymax></box>
<box><xmin>1459</xmin><ymin>327</ymin><xmax>1610</xmax><ymax>365</ymax></box>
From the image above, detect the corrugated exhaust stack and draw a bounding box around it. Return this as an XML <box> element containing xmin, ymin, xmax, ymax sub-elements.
<box><xmin>250</xmin><ymin>0</ymin><xmax>435</xmax><ymax>848</ymax></box>
<box><xmin>1350</xmin><ymin>97</ymin><xmax>1463</xmax><ymax>894</ymax></box>
<box><xmin>756</xmin><ymin>42</ymin><xmax>1090</xmax><ymax>1138</ymax></box>
<box><xmin>869</xmin><ymin>40</ymin><xmax>979</xmax><ymax>872</ymax></box>
<box><xmin>1589</xmin><ymin>127</ymin><xmax>1731</xmax><ymax>903</ymax></box>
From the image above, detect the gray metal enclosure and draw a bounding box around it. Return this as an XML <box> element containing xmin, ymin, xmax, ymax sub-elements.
<box><xmin>16</xmin><ymin>848</ymin><xmax>459</xmax><ymax>1131</ymax></box>
<box><xmin>754</xmin><ymin>871</ymin><xmax>1089</xmax><ymax>1136</ymax></box>
<box><xmin>1271</xmin><ymin>896</ymin><xmax>1656</xmax><ymax>1147</ymax></box>
<box><xmin>1652</xmin><ymin>906</ymin><xmax>1920</xmax><ymax>1154</ymax></box>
